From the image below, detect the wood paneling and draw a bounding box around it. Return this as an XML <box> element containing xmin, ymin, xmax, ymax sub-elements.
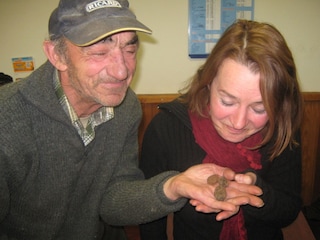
<box><xmin>300</xmin><ymin>92</ymin><xmax>320</xmax><ymax>205</ymax></box>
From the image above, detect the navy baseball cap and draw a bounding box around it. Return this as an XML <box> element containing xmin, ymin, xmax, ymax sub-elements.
<box><xmin>49</xmin><ymin>0</ymin><xmax>152</xmax><ymax>46</ymax></box>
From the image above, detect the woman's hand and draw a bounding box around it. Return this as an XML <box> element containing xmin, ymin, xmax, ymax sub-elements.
<box><xmin>163</xmin><ymin>163</ymin><xmax>263</xmax><ymax>220</ymax></box>
<box><xmin>234</xmin><ymin>172</ymin><xmax>257</xmax><ymax>185</ymax></box>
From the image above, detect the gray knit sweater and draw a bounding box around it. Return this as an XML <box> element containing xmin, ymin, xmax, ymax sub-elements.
<box><xmin>0</xmin><ymin>61</ymin><xmax>186</xmax><ymax>239</ymax></box>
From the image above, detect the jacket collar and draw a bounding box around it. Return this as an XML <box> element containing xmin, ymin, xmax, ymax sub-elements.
<box><xmin>19</xmin><ymin>61</ymin><xmax>71</xmax><ymax>124</ymax></box>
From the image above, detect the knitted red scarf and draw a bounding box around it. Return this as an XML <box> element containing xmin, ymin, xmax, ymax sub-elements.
<box><xmin>189</xmin><ymin>110</ymin><xmax>262</xmax><ymax>240</ymax></box>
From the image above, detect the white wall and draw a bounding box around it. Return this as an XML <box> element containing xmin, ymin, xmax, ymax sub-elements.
<box><xmin>0</xmin><ymin>0</ymin><xmax>59</xmax><ymax>80</ymax></box>
<box><xmin>1</xmin><ymin>0</ymin><xmax>319</xmax><ymax>93</ymax></box>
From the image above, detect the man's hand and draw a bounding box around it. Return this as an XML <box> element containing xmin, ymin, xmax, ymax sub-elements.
<box><xmin>163</xmin><ymin>163</ymin><xmax>264</xmax><ymax>220</ymax></box>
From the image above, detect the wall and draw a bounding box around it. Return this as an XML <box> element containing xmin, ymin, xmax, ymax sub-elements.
<box><xmin>1</xmin><ymin>0</ymin><xmax>319</xmax><ymax>93</ymax></box>
<box><xmin>0</xmin><ymin>0</ymin><xmax>59</xmax><ymax>80</ymax></box>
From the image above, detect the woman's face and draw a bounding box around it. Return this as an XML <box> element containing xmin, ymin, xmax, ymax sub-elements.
<box><xmin>209</xmin><ymin>58</ymin><xmax>269</xmax><ymax>143</ymax></box>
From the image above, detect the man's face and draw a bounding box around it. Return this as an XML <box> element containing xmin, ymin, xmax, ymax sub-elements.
<box><xmin>61</xmin><ymin>31</ymin><xmax>139</xmax><ymax>112</ymax></box>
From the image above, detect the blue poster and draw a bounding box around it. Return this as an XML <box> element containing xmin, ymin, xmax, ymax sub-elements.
<box><xmin>189</xmin><ymin>0</ymin><xmax>254</xmax><ymax>58</ymax></box>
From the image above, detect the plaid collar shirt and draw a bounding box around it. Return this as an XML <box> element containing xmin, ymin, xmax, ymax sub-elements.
<box><xmin>53</xmin><ymin>70</ymin><xmax>114</xmax><ymax>146</ymax></box>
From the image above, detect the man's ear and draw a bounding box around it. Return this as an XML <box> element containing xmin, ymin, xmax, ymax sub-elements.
<box><xmin>43</xmin><ymin>40</ymin><xmax>68</xmax><ymax>71</ymax></box>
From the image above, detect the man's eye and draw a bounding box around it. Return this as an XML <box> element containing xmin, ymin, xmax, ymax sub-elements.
<box><xmin>94</xmin><ymin>52</ymin><xmax>106</xmax><ymax>56</ymax></box>
<box><xmin>124</xmin><ymin>46</ymin><xmax>137</xmax><ymax>55</ymax></box>
<box><xmin>125</xmin><ymin>51</ymin><xmax>136</xmax><ymax>55</ymax></box>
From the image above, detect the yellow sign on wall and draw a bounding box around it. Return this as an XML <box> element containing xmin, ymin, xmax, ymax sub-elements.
<box><xmin>12</xmin><ymin>57</ymin><xmax>34</xmax><ymax>72</ymax></box>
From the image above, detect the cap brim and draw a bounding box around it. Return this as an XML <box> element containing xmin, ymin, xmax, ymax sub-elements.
<box><xmin>64</xmin><ymin>17</ymin><xmax>152</xmax><ymax>46</ymax></box>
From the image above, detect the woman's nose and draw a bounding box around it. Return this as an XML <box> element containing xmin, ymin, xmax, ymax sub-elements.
<box><xmin>231</xmin><ymin>110</ymin><xmax>248</xmax><ymax>129</ymax></box>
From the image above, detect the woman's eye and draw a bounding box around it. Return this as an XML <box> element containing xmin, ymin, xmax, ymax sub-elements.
<box><xmin>221</xmin><ymin>99</ymin><xmax>234</xmax><ymax>106</ymax></box>
<box><xmin>253</xmin><ymin>108</ymin><xmax>266</xmax><ymax>114</ymax></box>
<box><xmin>251</xmin><ymin>105</ymin><xmax>266</xmax><ymax>114</ymax></box>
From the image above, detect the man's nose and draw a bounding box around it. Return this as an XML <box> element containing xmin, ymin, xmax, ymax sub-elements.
<box><xmin>107</xmin><ymin>49</ymin><xmax>128</xmax><ymax>81</ymax></box>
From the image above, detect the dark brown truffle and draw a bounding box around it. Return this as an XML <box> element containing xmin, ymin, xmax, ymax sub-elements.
<box><xmin>214</xmin><ymin>185</ymin><xmax>227</xmax><ymax>201</ymax></box>
<box><xmin>207</xmin><ymin>174</ymin><xmax>220</xmax><ymax>185</ymax></box>
<box><xmin>207</xmin><ymin>174</ymin><xmax>228</xmax><ymax>201</ymax></box>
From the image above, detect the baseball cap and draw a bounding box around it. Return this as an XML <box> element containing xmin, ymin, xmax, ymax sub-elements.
<box><xmin>49</xmin><ymin>0</ymin><xmax>152</xmax><ymax>46</ymax></box>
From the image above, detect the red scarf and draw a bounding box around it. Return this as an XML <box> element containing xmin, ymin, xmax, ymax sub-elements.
<box><xmin>189</xmin><ymin>110</ymin><xmax>262</xmax><ymax>240</ymax></box>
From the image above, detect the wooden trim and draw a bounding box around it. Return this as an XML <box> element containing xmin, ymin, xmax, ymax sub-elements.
<box><xmin>303</xmin><ymin>92</ymin><xmax>320</xmax><ymax>101</ymax></box>
<box><xmin>138</xmin><ymin>94</ymin><xmax>178</xmax><ymax>103</ymax></box>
